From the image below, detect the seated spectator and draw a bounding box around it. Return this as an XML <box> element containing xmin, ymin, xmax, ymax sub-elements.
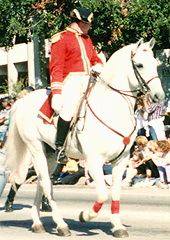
<box><xmin>88</xmin><ymin>162</ymin><xmax>113</xmax><ymax>187</ymax></box>
<box><xmin>53</xmin><ymin>159</ymin><xmax>88</xmax><ymax>185</ymax></box>
<box><xmin>51</xmin><ymin>157</ymin><xmax>79</xmax><ymax>184</ymax></box>
<box><xmin>144</xmin><ymin>140</ymin><xmax>160</xmax><ymax>180</ymax></box>
<box><xmin>51</xmin><ymin>163</ymin><xmax>67</xmax><ymax>184</ymax></box>
<box><xmin>148</xmin><ymin>140</ymin><xmax>170</xmax><ymax>189</ymax></box>
<box><xmin>52</xmin><ymin>159</ymin><xmax>113</xmax><ymax>187</ymax></box>
<box><xmin>122</xmin><ymin>149</ymin><xmax>147</xmax><ymax>187</ymax></box>
<box><xmin>103</xmin><ymin>162</ymin><xmax>113</xmax><ymax>186</ymax></box>
<box><xmin>122</xmin><ymin>139</ymin><xmax>160</xmax><ymax>187</ymax></box>
<box><xmin>134</xmin><ymin>135</ymin><xmax>149</xmax><ymax>153</ymax></box>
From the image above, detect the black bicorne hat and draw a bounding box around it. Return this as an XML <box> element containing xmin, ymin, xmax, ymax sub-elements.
<box><xmin>71</xmin><ymin>7</ymin><xmax>94</xmax><ymax>23</ymax></box>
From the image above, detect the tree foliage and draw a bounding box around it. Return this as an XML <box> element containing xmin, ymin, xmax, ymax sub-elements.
<box><xmin>0</xmin><ymin>0</ymin><xmax>169</xmax><ymax>56</ymax></box>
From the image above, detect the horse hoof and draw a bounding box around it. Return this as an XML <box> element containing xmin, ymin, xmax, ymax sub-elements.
<box><xmin>113</xmin><ymin>229</ymin><xmax>129</xmax><ymax>238</ymax></box>
<box><xmin>32</xmin><ymin>224</ymin><xmax>46</xmax><ymax>233</ymax></box>
<box><xmin>57</xmin><ymin>226</ymin><xmax>71</xmax><ymax>236</ymax></box>
<box><xmin>79</xmin><ymin>211</ymin><xmax>86</xmax><ymax>222</ymax></box>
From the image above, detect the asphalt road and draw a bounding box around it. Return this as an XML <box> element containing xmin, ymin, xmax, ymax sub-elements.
<box><xmin>0</xmin><ymin>183</ymin><xmax>170</xmax><ymax>240</ymax></box>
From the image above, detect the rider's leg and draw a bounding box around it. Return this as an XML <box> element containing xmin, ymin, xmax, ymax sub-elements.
<box><xmin>55</xmin><ymin>75</ymin><xmax>89</xmax><ymax>164</ymax></box>
<box><xmin>55</xmin><ymin>116</ymin><xmax>71</xmax><ymax>163</ymax></box>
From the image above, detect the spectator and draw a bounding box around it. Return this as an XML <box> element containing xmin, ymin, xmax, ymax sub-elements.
<box><xmin>122</xmin><ymin>149</ymin><xmax>147</xmax><ymax>187</ymax></box>
<box><xmin>148</xmin><ymin>140</ymin><xmax>170</xmax><ymax>189</ymax></box>
<box><xmin>103</xmin><ymin>162</ymin><xmax>113</xmax><ymax>186</ymax></box>
<box><xmin>0</xmin><ymin>97</ymin><xmax>12</xmax><ymax>142</ymax></box>
<box><xmin>53</xmin><ymin>159</ymin><xmax>88</xmax><ymax>185</ymax></box>
<box><xmin>143</xmin><ymin>96</ymin><xmax>166</xmax><ymax>140</ymax></box>
<box><xmin>135</xmin><ymin>94</ymin><xmax>149</xmax><ymax>137</ymax></box>
<box><xmin>122</xmin><ymin>137</ymin><xmax>160</xmax><ymax>187</ymax></box>
<box><xmin>0</xmin><ymin>140</ymin><xmax>9</xmax><ymax>198</ymax></box>
<box><xmin>17</xmin><ymin>86</ymin><xmax>35</xmax><ymax>99</ymax></box>
<box><xmin>51</xmin><ymin>157</ymin><xmax>79</xmax><ymax>184</ymax></box>
<box><xmin>134</xmin><ymin>135</ymin><xmax>149</xmax><ymax>152</ymax></box>
<box><xmin>144</xmin><ymin>140</ymin><xmax>160</xmax><ymax>180</ymax></box>
<box><xmin>137</xmin><ymin>139</ymin><xmax>159</xmax><ymax>181</ymax></box>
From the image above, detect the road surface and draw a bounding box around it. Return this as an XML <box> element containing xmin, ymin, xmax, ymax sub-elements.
<box><xmin>0</xmin><ymin>183</ymin><xmax>170</xmax><ymax>240</ymax></box>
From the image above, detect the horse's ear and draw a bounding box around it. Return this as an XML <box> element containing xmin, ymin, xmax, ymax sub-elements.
<box><xmin>132</xmin><ymin>38</ymin><xmax>144</xmax><ymax>55</ymax></box>
<box><xmin>136</xmin><ymin>38</ymin><xmax>144</xmax><ymax>47</ymax></box>
<box><xmin>148</xmin><ymin>37</ymin><xmax>156</xmax><ymax>49</ymax></box>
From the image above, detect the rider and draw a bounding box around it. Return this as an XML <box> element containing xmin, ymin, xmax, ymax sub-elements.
<box><xmin>50</xmin><ymin>7</ymin><xmax>104</xmax><ymax>163</ymax></box>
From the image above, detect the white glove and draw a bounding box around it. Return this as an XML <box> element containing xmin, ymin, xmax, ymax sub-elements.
<box><xmin>51</xmin><ymin>94</ymin><xmax>62</xmax><ymax>113</ymax></box>
<box><xmin>90</xmin><ymin>63</ymin><xmax>104</xmax><ymax>75</ymax></box>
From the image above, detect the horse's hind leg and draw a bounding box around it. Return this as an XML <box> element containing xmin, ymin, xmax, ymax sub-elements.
<box><xmin>27</xmin><ymin>140</ymin><xmax>71</xmax><ymax>236</ymax></box>
<box><xmin>31</xmin><ymin>182</ymin><xmax>46</xmax><ymax>233</ymax></box>
<box><xmin>110</xmin><ymin>159</ymin><xmax>129</xmax><ymax>238</ymax></box>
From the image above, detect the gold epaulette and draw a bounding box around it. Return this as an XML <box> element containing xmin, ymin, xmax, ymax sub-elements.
<box><xmin>51</xmin><ymin>31</ymin><xmax>65</xmax><ymax>43</ymax></box>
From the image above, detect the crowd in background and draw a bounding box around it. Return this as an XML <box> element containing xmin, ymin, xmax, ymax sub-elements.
<box><xmin>122</xmin><ymin>94</ymin><xmax>170</xmax><ymax>189</ymax></box>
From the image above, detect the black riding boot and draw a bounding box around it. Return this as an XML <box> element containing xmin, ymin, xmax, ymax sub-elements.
<box><xmin>55</xmin><ymin>116</ymin><xmax>71</xmax><ymax>164</ymax></box>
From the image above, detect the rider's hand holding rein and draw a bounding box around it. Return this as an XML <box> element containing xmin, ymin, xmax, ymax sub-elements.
<box><xmin>90</xmin><ymin>63</ymin><xmax>104</xmax><ymax>76</ymax></box>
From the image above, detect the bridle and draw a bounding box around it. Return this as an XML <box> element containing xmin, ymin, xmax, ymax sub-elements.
<box><xmin>106</xmin><ymin>51</ymin><xmax>159</xmax><ymax>98</ymax></box>
<box><xmin>131</xmin><ymin>51</ymin><xmax>159</xmax><ymax>96</ymax></box>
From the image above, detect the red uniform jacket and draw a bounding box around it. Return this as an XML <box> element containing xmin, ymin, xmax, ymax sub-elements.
<box><xmin>50</xmin><ymin>27</ymin><xmax>103</xmax><ymax>95</ymax></box>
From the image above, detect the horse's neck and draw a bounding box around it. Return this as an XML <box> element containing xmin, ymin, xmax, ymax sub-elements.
<box><xmin>100</xmin><ymin>46</ymin><xmax>137</xmax><ymax>106</ymax></box>
<box><xmin>88</xmin><ymin>80</ymin><xmax>136</xmax><ymax>118</ymax></box>
<box><xmin>99</xmin><ymin>69</ymin><xmax>136</xmax><ymax>108</ymax></box>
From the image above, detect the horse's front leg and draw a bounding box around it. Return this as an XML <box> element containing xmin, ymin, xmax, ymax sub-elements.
<box><xmin>110</xmin><ymin>158</ymin><xmax>129</xmax><ymax>238</ymax></box>
<box><xmin>79</xmin><ymin>156</ymin><xmax>109</xmax><ymax>222</ymax></box>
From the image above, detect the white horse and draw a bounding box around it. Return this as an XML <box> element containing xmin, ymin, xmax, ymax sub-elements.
<box><xmin>4</xmin><ymin>38</ymin><xmax>165</xmax><ymax>237</ymax></box>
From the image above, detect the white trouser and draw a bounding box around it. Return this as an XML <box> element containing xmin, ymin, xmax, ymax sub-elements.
<box><xmin>148</xmin><ymin>117</ymin><xmax>165</xmax><ymax>140</ymax></box>
<box><xmin>60</xmin><ymin>75</ymin><xmax>89</xmax><ymax>121</ymax></box>
<box><xmin>0</xmin><ymin>170</ymin><xmax>7</xmax><ymax>197</ymax></box>
<box><xmin>165</xmin><ymin>164</ymin><xmax>170</xmax><ymax>182</ymax></box>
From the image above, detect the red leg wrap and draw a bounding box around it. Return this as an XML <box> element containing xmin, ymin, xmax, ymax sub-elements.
<box><xmin>111</xmin><ymin>200</ymin><xmax>120</xmax><ymax>214</ymax></box>
<box><xmin>92</xmin><ymin>202</ymin><xmax>103</xmax><ymax>213</ymax></box>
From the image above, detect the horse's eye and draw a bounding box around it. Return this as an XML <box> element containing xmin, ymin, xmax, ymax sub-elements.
<box><xmin>136</xmin><ymin>63</ymin><xmax>143</xmax><ymax>68</ymax></box>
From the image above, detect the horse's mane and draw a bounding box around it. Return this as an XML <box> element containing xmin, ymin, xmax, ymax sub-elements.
<box><xmin>101</xmin><ymin>44</ymin><xmax>135</xmax><ymax>85</ymax></box>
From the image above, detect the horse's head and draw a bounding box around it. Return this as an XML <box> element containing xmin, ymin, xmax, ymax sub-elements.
<box><xmin>131</xmin><ymin>38</ymin><xmax>165</xmax><ymax>103</ymax></box>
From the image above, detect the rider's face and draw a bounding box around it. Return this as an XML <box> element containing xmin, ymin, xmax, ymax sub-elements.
<box><xmin>79</xmin><ymin>22</ymin><xmax>91</xmax><ymax>34</ymax></box>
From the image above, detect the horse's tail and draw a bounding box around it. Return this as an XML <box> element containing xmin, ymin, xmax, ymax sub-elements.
<box><xmin>4</xmin><ymin>101</ymin><xmax>31</xmax><ymax>185</ymax></box>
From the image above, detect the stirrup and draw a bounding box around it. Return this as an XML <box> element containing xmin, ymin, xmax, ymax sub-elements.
<box><xmin>55</xmin><ymin>146</ymin><xmax>68</xmax><ymax>164</ymax></box>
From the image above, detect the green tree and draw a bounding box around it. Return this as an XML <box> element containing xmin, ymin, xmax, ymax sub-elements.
<box><xmin>0</xmin><ymin>0</ymin><xmax>169</xmax><ymax>54</ymax></box>
<box><xmin>121</xmin><ymin>0</ymin><xmax>170</xmax><ymax>49</ymax></box>
<box><xmin>0</xmin><ymin>0</ymin><xmax>169</xmax><ymax>93</ymax></box>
